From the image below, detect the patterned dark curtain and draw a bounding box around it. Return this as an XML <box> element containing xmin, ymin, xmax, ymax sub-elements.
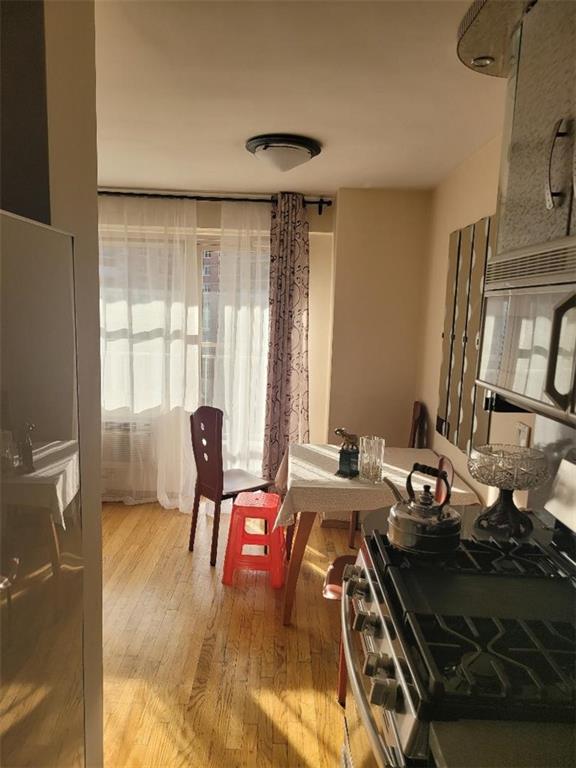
<box><xmin>262</xmin><ymin>192</ymin><xmax>310</xmax><ymax>479</ymax></box>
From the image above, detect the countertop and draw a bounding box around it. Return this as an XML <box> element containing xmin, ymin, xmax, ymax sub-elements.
<box><xmin>430</xmin><ymin>721</ymin><xmax>576</xmax><ymax>768</ymax></box>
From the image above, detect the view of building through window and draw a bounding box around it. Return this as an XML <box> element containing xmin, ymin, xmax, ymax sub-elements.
<box><xmin>200</xmin><ymin>243</ymin><xmax>220</xmax><ymax>405</ymax></box>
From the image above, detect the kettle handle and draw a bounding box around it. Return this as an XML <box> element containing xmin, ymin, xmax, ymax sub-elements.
<box><xmin>406</xmin><ymin>463</ymin><xmax>452</xmax><ymax>511</ymax></box>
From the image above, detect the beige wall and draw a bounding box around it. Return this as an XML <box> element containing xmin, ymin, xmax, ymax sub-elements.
<box><xmin>309</xmin><ymin>233</ymin><xmax>334</xmax><ymax>442</ymax></box>
<box><xmin>329</xmin><ymin>188</ymin><xmax>432</xmax><ymax>445</ymax></box>
<box><xmin>44</xmin><ymin>2</ymin><xmax>103</xmax><ymax>765</ymax></box>
<box><xmin>415</xmin><ymin>134</ymin><xmax>533</xmax><ymax>503</ymax></box>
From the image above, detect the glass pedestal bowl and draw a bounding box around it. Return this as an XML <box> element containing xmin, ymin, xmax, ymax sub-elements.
<box><xmin>468</xmin><ymin>444</ymin><xmax>548</xmax><ymax>539</ymax></box>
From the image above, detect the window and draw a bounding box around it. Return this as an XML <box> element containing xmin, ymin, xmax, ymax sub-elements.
<box><xmin>199</xmin><ymin>240</ymin><xmax>221</xmax><ymax>405</ymax></box>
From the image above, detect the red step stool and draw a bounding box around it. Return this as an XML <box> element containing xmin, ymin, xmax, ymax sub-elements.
<box><xmin>222</xmin><ymin>491</ymin><xmax>285</xmax><ymax>588</ymax></box>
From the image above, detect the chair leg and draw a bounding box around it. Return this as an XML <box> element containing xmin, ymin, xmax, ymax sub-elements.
<box><xmin>210</xmin><ymin>500</ymin><xmax>222</xmax><ymax>567</ymax></box>
<box><xmin>348</xmin><ymin>511</ymin><xmax>359</xmax><ymax>549</ymax></box>
<box><xmin>337</xmin><ymin>635</ymin><xmax>347</xmax><ymax>706</ymax></box>
<box><xmin>188</xmin><ymin>489</ymin><xmax>201</xmax><ymax>552</ymax></box>
<box><xmin>222</xmin><ymin>510</ymin><xmax>241</xmax><ymax>586</ymax></box>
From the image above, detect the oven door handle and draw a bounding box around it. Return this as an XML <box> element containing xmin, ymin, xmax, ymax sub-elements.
<box><xmin>341</xmin><ymin>594</ymin><xmax>400</xmax><ymax>768</ymax></box>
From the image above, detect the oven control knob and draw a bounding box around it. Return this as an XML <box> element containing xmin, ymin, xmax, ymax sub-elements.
<box><xmin>345</xmin><ymin>577</ymin><xmax>371</xmax><ymax>601</ymax></box>
<box><xmin>342</xmin><ymin>564</ymin><xmax>362</xmax><ymax>581</ymax></box>
<box><xmin>363</xmin><ymin>652</ymin><xmax>395</xmax><ymax>678</ymax></box>
<box><xmin>352</xmin><ymin>611</ymin><xmax>380</xmax><ymax>635</ymax></box>
<box><xmin>369</xmin><ymin>677</ymin><xmax>399</xmax><ymax>710</ymax></box>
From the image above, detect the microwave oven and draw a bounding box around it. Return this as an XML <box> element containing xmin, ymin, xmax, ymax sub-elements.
<box><xmin>477</xmin><ymin>238</ymin><xmax>576</xmax><ymax>426</ymax></box>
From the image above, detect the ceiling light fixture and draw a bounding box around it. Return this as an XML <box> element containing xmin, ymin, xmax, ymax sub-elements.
<box><xmin>245</xmin><ymin>133</ymin><xmax>322</xmax><ymax>172</ymax></box>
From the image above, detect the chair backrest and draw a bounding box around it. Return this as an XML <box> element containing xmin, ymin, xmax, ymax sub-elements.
<box><xmin>190</xmin><ymin>406</ymin><xmax>224</xmax><ymax>500</ymax></box>
<box><xmin>435</xmin><ymin>455</ymin><xmax>454</xmax><ymax>504</ymax></box>
<box><xmin>409</xmin><ymin>401</ymin><xmax>428</xmax><ymax>449</ymax></box>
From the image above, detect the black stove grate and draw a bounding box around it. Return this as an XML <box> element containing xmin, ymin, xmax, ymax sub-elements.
<box><xmin>450</xmin><ymin>539</ymin><xmax>571</xmax><ymax>578</ymax></box>
<box><xmin>373</xmin><ymin>532</ymin><xmax>572</xmax><ymax>579</ymax></box>
<box><xmin>405</xmin><ymin>613</ymin><xmax>576</xmax><ymax>721</ymax></box>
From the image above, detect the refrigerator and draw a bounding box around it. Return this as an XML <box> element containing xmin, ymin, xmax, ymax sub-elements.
<box><xmin>0</xmin><ymin>211</ymin><xmax>85</xmax><ymax>767</ymax></box>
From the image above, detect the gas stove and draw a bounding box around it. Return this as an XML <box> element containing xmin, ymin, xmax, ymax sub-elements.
<box><xmin>341</xmin><ymin>513</ymin><xmax>576</xmax><ymax>768</ymax></box>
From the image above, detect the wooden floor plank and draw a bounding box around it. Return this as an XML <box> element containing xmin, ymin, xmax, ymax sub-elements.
<box><xmin>103</xmin><ymin>502</ymin><xmax>350</xmax><ymax>767</ymax></box>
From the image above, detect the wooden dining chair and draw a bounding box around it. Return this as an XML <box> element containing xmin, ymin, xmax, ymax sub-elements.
<box><xmin>347</xmin><ymin>400</ymin><xmax>430</xmax><ymax>548</ymax></box>
<box><xmin>188</xmin><ymin>406</ymin><xmax>272</xmax><ymax>566</ymax></box>
<box><xmin>409</xmin><ymin>401</ymin><xmax>428</xmax><ymax>449</ymax></box>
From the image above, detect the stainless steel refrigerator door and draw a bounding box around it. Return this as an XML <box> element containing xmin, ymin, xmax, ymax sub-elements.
<box><xmin>0</xmin><ymin>212</ymin><xmax>85</xmax><ymax>767</ymax></box>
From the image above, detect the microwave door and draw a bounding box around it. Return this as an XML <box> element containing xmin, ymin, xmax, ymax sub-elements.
<box><xmin>479</xmin><ymin>285</ymin><xmax>576</xmax><ymax>415</ymax></box>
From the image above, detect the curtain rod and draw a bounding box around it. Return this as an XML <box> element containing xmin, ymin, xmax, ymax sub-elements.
<box><xmin>98</xmin><ymin>189</ymin><xmax>334</xmax><ymax>216</ymax></box>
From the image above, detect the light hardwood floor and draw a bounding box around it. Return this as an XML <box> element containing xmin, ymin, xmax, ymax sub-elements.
<box><xmin>103</xmin><ymin>502</ymin><xmax>352</xmax><ymax>768</ymax></box>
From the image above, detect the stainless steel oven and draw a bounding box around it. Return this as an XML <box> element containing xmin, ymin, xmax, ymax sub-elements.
<box><xmin>340</xmin><ymin>550</ymin><xmax>421</xmax><ymax>768</ymax></box>
<box><xmin>341</xmin><ymin>592</ymin><xmax>397</xmax><ymax>768</ymax></box>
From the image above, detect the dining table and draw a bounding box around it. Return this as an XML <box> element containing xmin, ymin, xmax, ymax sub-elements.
<box><xmin>274</xmin><ymin>443</ymin><xmax>481</xmax><ymax>625</ymax></box>
<box><xmin>2</xmin><ymin>440</ymin><xmax>80</xmax><ymax>600</ymax></box>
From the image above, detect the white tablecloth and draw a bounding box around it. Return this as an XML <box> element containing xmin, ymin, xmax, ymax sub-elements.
<box><xmin>274</xmin><ymin>444</ymin><xmax>480</xmax><ymax>527</ymax></box>
<box><xmin>2</xmin><ymin>441</ymin><xmax>80</xmax><ymax>529</ymax></box>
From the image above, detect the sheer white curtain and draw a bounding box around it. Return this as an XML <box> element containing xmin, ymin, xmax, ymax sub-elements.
<box><xmin>98</xmin><ymin>195</ymin><xmax>200</xmax><ymax>511</ymax></box>
<box><xmin>212</xmin><ymin>202</ymin><xmax>271</xmax><ymax>474</ymax></box>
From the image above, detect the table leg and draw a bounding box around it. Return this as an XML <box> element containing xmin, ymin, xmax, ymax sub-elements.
<box><xmin>282</xmin><ymin>511</ymin><xmax>316</xmax><ymax>626</ymax></box>
<box><xmin>46</xmin><ymin>514</ymin><xmax>62</xmax><ymax>613</ymax></box>
<box><xmin>285</xmin><ymin>523</ymin><xmax>295</xmax><ymax>561</ymax></box>
<box><xmin>348</xmin><ymin>511</ymin><xmax>359</xmax><ymax>548</ymax></box>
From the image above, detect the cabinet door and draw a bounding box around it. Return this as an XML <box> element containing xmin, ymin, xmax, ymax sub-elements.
<box><xmin>437</xmin><ymin>219</ymin><xmax>493</xmax><ymax>452</ymax></box>
<box><xmin>457</xmin><ymin>218</ymin><xmax>491</xmax><ymax>453</ymax></box>
<box><xmin>571</xmin><ymin>147</ymin><xmax>576</xmax><ymax>235</ymax></box>
<box><xmin>447</xmin><ymin>225</ymin><xmax>474</xmax><ymax>444</ymax></box>
<box><xmin>436</xmin><ymin>231</ymin><xmax>461</xmax><ymax>437</ymax></box>
<box><xmin>497</xmin><ymin>0</ymin><xmax>576</xmax><ymax>256</ymax></box>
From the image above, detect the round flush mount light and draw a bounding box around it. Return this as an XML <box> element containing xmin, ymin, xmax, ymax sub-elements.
<box><xmin>245</xmin><ymin>133</ymin><xmax>322</xmax><ymax>172</ymax></box>
<box><xmin>471</xmin><ymin>55</ymin><xmax>495</xmax><ymax>68</ymax></box>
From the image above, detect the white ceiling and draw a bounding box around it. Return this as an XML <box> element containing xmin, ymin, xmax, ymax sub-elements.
<box><xmin>95</xmin><ymin>1</ymin><xmax>507</xmax><ymax>195</ymax></box>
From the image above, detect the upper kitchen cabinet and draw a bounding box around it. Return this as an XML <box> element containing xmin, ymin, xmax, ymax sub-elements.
<box><xmin>496</xmin><ymin>0</ymin><xmax>576</xmax><ymax>256</ymax></box>
<box><xmin>459</xmin><ymin>0</ymin><xmax>576</xmax><ymax>426</ymax></box>
<box><xmin>436</xmin><ymin>217</ymin><xmax>492</xmax><ymax>454</ymax></box>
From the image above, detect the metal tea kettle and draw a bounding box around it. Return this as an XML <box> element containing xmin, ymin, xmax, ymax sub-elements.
<box><xmin>388</xmin><ymin>463</ymin><xmax>461</xmax><ymax>555</ymax></box>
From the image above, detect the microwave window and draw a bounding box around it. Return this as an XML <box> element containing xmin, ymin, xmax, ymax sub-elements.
<box><xmin>480</xmin><ymin>288</ymin><xmax>576</xmax><ymax>407</ymax></box>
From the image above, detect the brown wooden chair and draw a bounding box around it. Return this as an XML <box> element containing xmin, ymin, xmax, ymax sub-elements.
<box><xmin>348</xmin><ymin>400</ymin><xmax>429</xmax><ymax>548</ymax></box>
<box><xmin>409</xmin><ymin>400</ymin><xmax>428</xmax><ymax>449</ymax></box>
<box><xmin>188</xmin><ymin>406</ymin><xmax>272</xmax><ymax>566</ymax></box>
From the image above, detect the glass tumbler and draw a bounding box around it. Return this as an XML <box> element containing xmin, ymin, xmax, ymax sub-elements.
<box><xmin>359</xmin><ymin>436</ymin><xmax>374</xmax><ymax>480</ymax></box>
<box><xmin>360</xmin><ymin>436</ymin><xmax>386</xmax><ymax>483</ymax></box>
<box><xmin>371</xmin><ymin>436</ymin><xmax>386</xmax><ymax>483</ymax></box>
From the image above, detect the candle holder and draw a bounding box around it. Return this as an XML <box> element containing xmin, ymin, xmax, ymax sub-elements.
<box><xmin>467</xmin><ymin>444</ymin><xmax>548</xmax><ymax>539</ymax></box>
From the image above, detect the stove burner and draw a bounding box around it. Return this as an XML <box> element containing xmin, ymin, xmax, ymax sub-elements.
<box><xmin>374</xmin><ymin>532</ymin><xmax>571</xmax><ymax>579</ymax></box>
<box><xmin>407</xmin><ymin>614</ymin><xmax>576</xmax><ymax>720</ymax></box>
<box><xmin>460</xmin><ymin>539</ymin><xmax>565</xmax><ymax>578</ymax></box>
